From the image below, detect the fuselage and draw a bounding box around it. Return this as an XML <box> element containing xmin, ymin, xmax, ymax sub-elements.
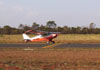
<box><xmin>30</xmin><ymin>33</ymin><xmax>58</xmax><ymax>42</ymax></box>
<box><xmin>23</xmin><ymin>33</ymin><xmax>58</xmax><ymax>43</ymax></box>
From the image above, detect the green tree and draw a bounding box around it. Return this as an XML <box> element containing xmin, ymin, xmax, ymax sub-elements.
<box><xmin>56</xmin><ymin>27</ymin><xmax>63</xmax><ymax>33</ymax></box>
<box><xmin>46</xmin><ymin>21</ymin><xmax>57</xmax><ymax>28</ymax></box>
<box><xmin>89</xmin><ymin>22</ymin><xmax>95</xmax><ymax>29</ymax></box>
<box><xmin>38</xmin><ymin>25</ymin><xmax>46</xmax><ymax>31</ymax></box>
<box><xmin>31</xmin><ymin>22</ymin><xmax>39</xmax><ymax>30</ymax></box>
<box><xmin>18</xmin><ymin>24</ymin><xmax>24</xmax><ymax>29</ymax></box>
<box><xmin>23</xmin><ymin>25</ymin><xmax>31</xmax><ymax>31</ymax></box>
<box><xmin>76</xmin><ymin>26</ymin><xmax>81</xmax><ymax>34</ymax></box>
<box><xmin>62</xmin><ymin>26</ymin><xmax>69</xmax><ymax>34</ymax></box>
<box><xmin>3</xmin><ymin>25</ymin><xmax>12</xmax><ymax>34</ymax></box>
<box><xmin>82</xmin><ymin>27</ymin><xmax>89</xmax><ymax>34</ymax></box>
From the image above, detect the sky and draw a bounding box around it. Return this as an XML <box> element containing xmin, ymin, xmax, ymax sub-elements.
<box><xmin>0</xmin><ymin>0</ymin><xmax>100</xmax><ymax>28</ymax></box>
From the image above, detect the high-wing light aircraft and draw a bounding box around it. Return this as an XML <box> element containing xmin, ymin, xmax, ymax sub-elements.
<box><xmin>22</xmin><ymin>30</ymin><xmax>60</xmax><ymax>44</ymax></box>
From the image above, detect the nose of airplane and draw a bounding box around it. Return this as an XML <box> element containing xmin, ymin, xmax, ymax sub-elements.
<box><xmin>52</xmin><ymin>34</ymin><xmax>57</xmax><ymax>38</ymax></box>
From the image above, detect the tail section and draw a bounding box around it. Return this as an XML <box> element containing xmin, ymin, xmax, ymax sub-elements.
<box><xmin>22</xmin><ymin>34</ymin><xmax>30</xmax><ymax>40</ymax></box>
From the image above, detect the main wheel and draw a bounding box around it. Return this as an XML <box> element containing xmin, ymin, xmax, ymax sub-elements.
<box><xmin>51</xmin><ymin>41</ymin><xmax>55</xmax><ymax>44</ymax></box>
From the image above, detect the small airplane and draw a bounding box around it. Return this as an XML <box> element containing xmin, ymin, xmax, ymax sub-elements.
<box><xmin>22</xmin><ymin>30</ymin><xmax>60</xmax><ymax>44</ymax></box>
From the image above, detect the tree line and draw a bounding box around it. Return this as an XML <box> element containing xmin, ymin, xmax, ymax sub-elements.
<box><xmin>0</xmin><ymin>21</ymin><xmax>100</xmax><ymax>34</ymax></box>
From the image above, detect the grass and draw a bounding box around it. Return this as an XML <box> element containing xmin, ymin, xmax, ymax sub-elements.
<box><xmin>0</xmin><ymin>35</ymin><xmax>23</xmax><ymax>43</ymax></box>
<box><xmin>0</xmin><ymin>34</ymin><xmax>100</xmax><ymax>43</ymax></box>
<box><xmin>56</xmin><ymin>34</ymin><xmax>100</xmax><ymax>43</ymax></box>
<box><xmin>0</xmin><ymin>48</ymin><xmax>100</xmax><ymax>70</ymax></box>
<box><xmin>0</xmin><ymin>34</ymin><xmax>100</xmax><ymax>70</ymax></box>
<box><xmin>0</xmin><ymin>68</ymin><xmax>4</xmax><ymax>70</ymax></box>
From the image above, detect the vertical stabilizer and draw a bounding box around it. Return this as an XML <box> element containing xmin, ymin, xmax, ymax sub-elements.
<box><xmin>22</xmin><ymin>34</ymin><xmax>30</xmax><ymax>40</ymax></box>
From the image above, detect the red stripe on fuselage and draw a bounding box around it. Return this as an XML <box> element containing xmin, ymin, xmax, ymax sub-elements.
<box><xmin>31</xmin><ymin>38</ymin><xmax>49</xmax><ymax>42</ymax></box>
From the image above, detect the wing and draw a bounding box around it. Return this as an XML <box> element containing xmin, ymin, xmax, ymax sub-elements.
<box><xmin>24</xmin><ymin>30</ymin><xmax>45</xmax><ymax>35</ymax></box>
<box><xmin>24</xmin><ymin>30</ymin><xmax>61</xmax><ymax>36</ymax></box>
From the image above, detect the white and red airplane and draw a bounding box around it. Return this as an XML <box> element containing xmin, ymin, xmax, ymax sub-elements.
<box><xmin>22</xmin><ymin>30</ymin><xmax>60</xmax><ymax>44</ymax></box>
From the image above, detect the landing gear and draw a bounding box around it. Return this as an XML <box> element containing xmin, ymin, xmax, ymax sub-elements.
<box><xmin>51</xmin><ymin>41</ymin><xmax>55</xmax><ymax>44</ymax></box>
<box><xmin>46</xmin><ymin>41</ymin><xmax>55</xmax><ymax>44</ymax></box>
